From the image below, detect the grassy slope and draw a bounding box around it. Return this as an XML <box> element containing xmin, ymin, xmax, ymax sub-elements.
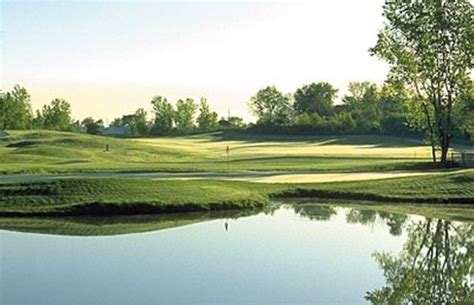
<box><xmin>1</xmin><ymin>169</ymin><xmax>473</xmax><ymax>216</ymax></box>
<box><xmin>0</xmin><ymin>130</ymin><xmax>442</xmax><ymax>174</ymax></box>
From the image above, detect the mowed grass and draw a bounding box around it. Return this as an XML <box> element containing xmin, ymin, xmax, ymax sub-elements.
<box><xmin>1</xmin><ymin>169</ymin><xmax>473</xmax><ymax>216</ymax></box>
<box><xmin>0</xmin><ymin>179</ymin><xmax>268</xmax><ymax>215</ymax></box>
<box><xmin>0</xmin><ymin>130</ymin><xmax>444</xmax><ymax>174</ymax></box>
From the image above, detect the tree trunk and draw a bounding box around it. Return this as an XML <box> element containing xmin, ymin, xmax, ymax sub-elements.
<box><xmin>421</xmin><ymin>103</ymin><xmax>437</xmax><ymax>165</ymax></box>
<box><xmin>431</xmin><ymin>143</ymin><xmax>437</xmax><ymax>164</ymax></box>
<box><xmin>440</xmin><ymin>133</ymin><xmax>450</xmax><ymax>167</ymax></box>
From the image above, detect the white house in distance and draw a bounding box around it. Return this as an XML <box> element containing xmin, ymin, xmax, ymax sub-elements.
<box><xmin>102</xmin><ymin>126</ymin><xmax>132</xmax><ymax>137</ymax></box>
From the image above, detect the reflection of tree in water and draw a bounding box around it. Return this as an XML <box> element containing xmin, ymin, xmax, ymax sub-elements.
<box><xmin>378</xmin><ymin>212</ymin><xmax>408</xmax><ymax>236</ymax></box>
<box><xmin>346</xmin><ymin>209</ymin><xmax>378</xmax><ymax>225</ymax></box>
<box><xmin>366</xmin><ymin>219</ymin><xmax>473</xmax><ymax>304</ymax></box>
<box><xmin>293</xmin><ymin>204</ymin><xmax>337</xmax><ymax>221</ymax></box>
<box><xmin>346</xmin><ymin>209</ymin><xmax>407</xmax><ymax>236</ymax></box>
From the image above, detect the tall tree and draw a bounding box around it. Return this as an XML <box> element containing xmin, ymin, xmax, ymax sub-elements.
<box><xmin>371</xmin><ymin>0</ymin><xmax>473</xmax><ymax>166</ymax></box>
<box><xmin>0</xmin><ymin>85</ymin><xmax>33</xmax><ymax>129</ymax></box>
<box><xmin>294</xmin><ymin>82</ymin><xmax>337</xmax><ymax>116</ymax></box>
<box><xmin>175</xmin><ymin>98</ymin><xmax>197</xmax><ymax>133</ymax></box>
<box><xmin>132</xmin><ymin>108</ymin><xmax>149</xmax><ymax>136</ymax></box>
<box><xmin>248</xmin><ymin>85</ymin><xmax>293</xmax><ymax>124</ymax></box>
<box><xmin>42</xmin><ymin>98</ymin><xmax>72</xmax><ymax>131</ymax></box>
<box><xmin>196</xmin><ymin>98</ymin><xmax>219</xmax><ymax>132</ymax></box>
<box><xmin>150</xmin><ymin>96</ymin><xmax>174</xmax><ymax>135</ymax></box>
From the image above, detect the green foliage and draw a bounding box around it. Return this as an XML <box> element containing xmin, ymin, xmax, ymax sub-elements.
<box><xmin>293</xmin><ymin>112</ymin><xmax>356</xmax><ymax>134</ymax></box>
<box><xmin>41</xmin><ymin>98</ymin><xmax>73</xmax><ymax>131</ymax></box>
<box><xmin>197</xmin><ymin>98</ymin><xmax>219</xmax><ymax>131</ymax></box>
<box><xmin>0</xmin><ymin>85</ymin><xmax>33</xmax><ymax>129</ymax></box>
<box><xmin>110</xmin><ymin>108</ymin><xmax>149</xmax><ymax>136</ymax></box>
<box><xmin>132</xmin><ymin>108</ymin><xmax>149</xmax><ymax>135</ymax></box>
<box><xmin>175</xmin><ymin>98</ymin><xmax>197</xmax><ymax>133</ymax></box>
<box><xmin>248</xmin><ymin>85</ymin><xmax>293</xmax><ymax>124</ymax></box>
<box><xmin>81</xmin><ymin>117</ymin><xmax>104</xmax><ymax>135</ymax></box>
<box><xmin>219</xmin><ymin>116</ymin><xmax>246</xmax><ymax>129</ymax></box>
<box><xmin>455</xmin><ymin>81</ymin><xmax>474</xmax><ymax>140</ymax></box>
<box><xmin>294</xmin><ymin>82</ymin><xmax>337</xmax><ymax>116</ymax></box>
<box><xmin>150</xmin><ymin>95</ymin><xmax>174</xmax><ymax>135</ymax></box>
<box><xmin>343</xmin><ymin>82</ymin><xmax>383</xmax><ymax>132</ymax></box>
<box><xmin>371</xmin><ymin>0</ymin><xmax>474</xmax><ymax>164</ymax></box>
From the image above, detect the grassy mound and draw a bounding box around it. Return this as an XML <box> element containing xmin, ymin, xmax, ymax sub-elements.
<box><xmin>0</xmin><ymin>170</ymin><xmax>473</xmax><ymax>216</ymax></box>
<box><xmin>0</xmin><ymin>179</ymin><xmax>268</xmax><ymax>215</ymax></box>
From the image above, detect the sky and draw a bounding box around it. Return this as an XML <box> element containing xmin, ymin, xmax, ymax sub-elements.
<box><xmin>1</xmin><ymin>0</ymin><xmax>389</xmax><ymax>123</ymax></box>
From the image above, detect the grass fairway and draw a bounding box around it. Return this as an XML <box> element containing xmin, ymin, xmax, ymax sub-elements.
<box><xmin>1</xmin><ymin>169</ymin><xmax>473</xmax><ymax>216</ymax></box>
<box><xmin>0</xmin><ymin>130</ymin><xmax>444</xmax><ymax>174</ymax></box>
<box><xmin>0</xmin><ymin>130</ymin><xmax>472</xmax><ymax>216</ymax></box>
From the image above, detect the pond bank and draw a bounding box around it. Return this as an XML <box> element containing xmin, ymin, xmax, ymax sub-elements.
<box><xmin>0</xmin><ymin>169</ymin><xmax>473</xmax><ymax>216</ymax></box>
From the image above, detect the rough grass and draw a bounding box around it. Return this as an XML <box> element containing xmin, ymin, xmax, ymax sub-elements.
<box><xmin>1</xmin><ymin>170</ymin><xmax>473</xmax><ymax>216</ymax></box>
<box><xmin>0</xmin><ymin>130</ymin><xmax>443</xmax><ymax>174</ymax></box>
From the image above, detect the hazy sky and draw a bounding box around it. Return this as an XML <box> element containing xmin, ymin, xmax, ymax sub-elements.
<box><xmin>2</xmin><ymin>0</ymin><xmax>388</xmax><ymax>122</ymax></box>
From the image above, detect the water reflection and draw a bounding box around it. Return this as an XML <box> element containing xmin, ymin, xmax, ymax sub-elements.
<box><xmin>366</xmin><ymin>219</ymin><xmax>473</xmax><ymax>304</ymax></box>
<box><xmin>0</xmin><ymin>209</ymin><xmax>261</xmax><ymax>236</ymax></box>
<box><xmin>1</xmin><ymin>203</ymin><xmax>473</xmax><ymax>305</ymax></box>
<box><xmin>293</xmin><ymin>204</ymin><xmax>337</xmax><ymax>221</ymax></box>
<box><xmin>292</xmin><ymin>203</ymin><xmax>408</xmax><ymax>236</ymax></box>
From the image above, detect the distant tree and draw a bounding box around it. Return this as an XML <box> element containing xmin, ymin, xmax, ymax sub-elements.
<box><xmin>378</xmin><ymin>83</ymin><xmax>411</xmax><ymax>135</ymax></box>
<box><xmin>110</xmin><ymin>109</ymin><xmax>148</xmax><ymax>136</ymax></box>
<box><xmin>196</xmin><ymin>98</ymin><xmax>219</xmax><ymax>132</ymax></box>
<box><xmin>342</xmin><ymin>82</ymin><xmax>382</xmax><ymax>132</ymax></box>
<box><xmin>248</xmin><ymin>86</ymin><xmax>293</xmax><ymax>124</ymax></box>
<box><xmin>219</xmin><ymin>116</ymin><xmax>245</xmax><ymax>129</ymax></box>
<box><xmin>331</xmin><ymin>112</ymin><xmax>356</xmax><ymax>132</ymax></box>
<box><xmin>42</xmin><ymin>98</ymin><xmax>72</xmax><ymax>131</ymax></box>
<box><xmin>455</xmin><ymin>82</ymin><xmax>474</xmax><ymax>140</ymax></box>
<box><xmin>371</xmin><ymin>0</ymin><xmax>473</xmax><ymax>166</ymax></box>
<box><xmin>294</xmin><ymin>82</ymin><xmax>337</xmax><ymax>116</ymax></box>
<box><xmin>133</xmin><ymin>108</ymin><xmax>149</xmax><ymax>136</ymax></box>
<box><xmin>150</xmin><ymin>95</ymin><xmax>174</xmax><ymax>135</ymax></box>
<box><xmin>175</xmin><ymin>98</ymin><xmax>197</xmax><ymax>133</ymax></box>
<box><xmin>31</xmin><ymin>110</ymin><xmax>44</xmax><ymax>129</ymax></box>
<box><xmin>0</xmin><ymin>85</ymin><xmax>33</xmax><ymax>129</ymax></box>
<box><xmin>81</xmin><ymin>117</ymin><xmax>104</xmax><ymax>135</ymax></box>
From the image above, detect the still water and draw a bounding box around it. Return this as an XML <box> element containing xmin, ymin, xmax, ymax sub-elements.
<box><xmin>1</xmin><ymin>203</ymin><xmax>472</xmax><ymax>305</ymax></box>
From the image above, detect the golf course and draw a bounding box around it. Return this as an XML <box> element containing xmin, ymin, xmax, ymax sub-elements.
<box><xmin>1</xmin><ymin>130</ymin><xmax>473</xmax><ymax>216</ymax></box>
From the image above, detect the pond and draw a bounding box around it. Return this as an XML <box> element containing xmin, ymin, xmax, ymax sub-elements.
<box><xmin>1</xmin><ymin>202</ymin><xmax>472</xmax><ymax>305</ymax></box>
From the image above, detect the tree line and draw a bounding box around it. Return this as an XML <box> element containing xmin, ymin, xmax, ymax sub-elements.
<box><xmin>248</xmin><ymin>81</ymin><xmax>473</xmax><ymax>139</ymax></box>
<box><xmin>0</xmin><ymin>87</ymin><xmax>244</xmax><ymax>136</ymax></box>
<box><xmin>2</xmin><ymin>80</ymin><xmax>471</xmax><ymax>140</ymax></box>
